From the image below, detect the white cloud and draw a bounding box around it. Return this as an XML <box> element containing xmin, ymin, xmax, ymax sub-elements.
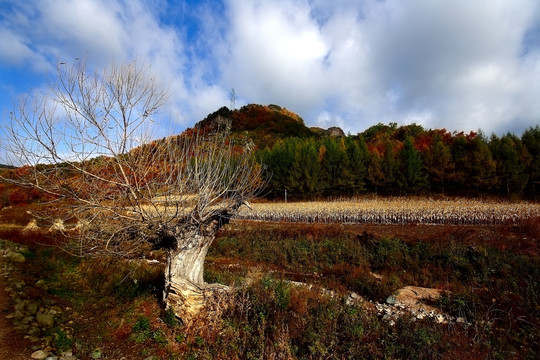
<box><xmin>0</xmin><ymin>29</ymin><xmax>34</xmax><ymax>65</ymax></box>
<box><xmin>221</xmin><ymin>0</ymin><xmax>329</xmax><ymax>111</ymax></box>
<box><xmin>211</xmin><ymin>0</ymin><xmax>540</xmax><ymax>134</ymax></box>
<box><xmin>0</xmin><ymin>0</ymin><xmax>207</xmax><ymax>128</ymax></box>
<box><xmin>1</xmin><ymin>0</ymin><xmax>540</xmax><ymax>136</ymax></box>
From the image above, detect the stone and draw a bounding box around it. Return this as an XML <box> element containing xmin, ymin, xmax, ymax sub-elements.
<box><xmin>7</xmin><ymin>309</ymin><xmax>23</xmax><ymax>319</ymax></box>
<box><xmin>35</xmin><ymin>280</ymin><xmax>49</xmax><ymax>290</ymax></box>
<box><xmin>386</xmin><ymin>295</ymin><xmax>397</xmax><ymax>305</ymax></box>
<box><xmin>37</xmin><ymin>313</ymin><xmax>55</xmax><ymax>328</ymax></box>
<box><xmin>27</xmin><ymin>301</ymin><xmax>40</xmax><ymax>314</ymax></box>
<box><xmin>6</xmin><ymin>250</ymin><xmax>26</xmax><ymax>263</ymax></box>
<box><xmin>14</xmin><ymin>300</ymin><xmax>27</xmax><ymax>312</ymax></box>
<box><xmin>22</xmin><ymin>315</ymin><xmax>35</xmax><ymax>324</ymax></box>
<box><xmin>28</xmin><ymin>326</ymin><xmax>41</xmax><ymax>335</ymax></box>
<box><xmin>44</xmin><ymin>298</ymin><xmax>57</xmax><ymax>306</ymax></box>
<box><xmin>31</xmin><ymin>350</ymin><xmax>49</xmax><ymax>359</ymax></box>
<box><xmin>60</xmin><ymin>356</ymin><xmax>77</xmax><ymax>360</ymax></box>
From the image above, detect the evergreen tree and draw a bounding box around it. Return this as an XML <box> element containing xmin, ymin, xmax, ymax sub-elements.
<box><xmin>382</xmin><ymin>141</ymin><xmax>398</xmax><ymax>193</ymax></box>
<box><xmin>490</xmin><ymin>134</ymin><xmax>529</xmax><ymax>198</ymax></box>
<box><xmin>522</xmin><ymin>126</ymin><xmax>540</xmax><ymax>198</ymax></box>
<box><xmin>465</xmin><ymin>136</ymin><xmax>497</xmax><ymax>194</ymax></box>
<box><xmin>345</xmin><ymin>137</ymin><xmax>368</xmax><ymax>194</ymax></box>
<box><xmin>425</xmin><ymin>134</ymin><xmax>453</xmax><ymax>194</ymax></box>
<box><xmin>400</xmin><ymin>137</ymin><xmax>427</xmax><ymax>192</ymax></box>
<box><xmin>320</xmin><ymin>138</ymin><xmax>345</xmax><ymax>195</ymax></box>
<box><xmin>289</xmin><ymin>139</ymin><xmax>322</xmax><ymax>195</ymax></box>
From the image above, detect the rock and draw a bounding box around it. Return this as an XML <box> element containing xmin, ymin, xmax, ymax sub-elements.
<box><xmin>27</xmin><ymin>301</ymin><xmax>40</xmax><ymax>314</ymax></box>
<box><xmin>44</xmin><ymin>298</ymin><xmax>57</xmax><ymax>306</ymax></box>
<box><xmin>35</xmin><ymin>280</ymin><xmax>49</xmax><ymax>290</ymax></box>
<box><xmin>31</xmin><ymin>350</ymin><xmax>49</xmax><ymax>359</ymax></box>
<box><xmin>435</xmin><ymin>314</ymin><xmax>445</xmax><ymax>323</ymax></box>
<box><xmin>28</xmin><ymin>326</ymin><xmax>41</xmax><ymax>335</ymax></box>
<box><xmin>60</xmin><ymin>356</ymin><xmax>77</xmax><ymax>360</ymax></box>
<box><xmin>386</xmin><ymin>295</ymin><xmax>397</xmax><ymax>305</ymax></box>
<box><xmin>22</xmin><ymin>315</ymin><xmax>35</xmax><ymax>324</ymax></box>
<box><xmin>26</xmin><ymin>336</ymin><xmax>41</xmax><ymax>343</ymax></box>
<box><xmin>37</xmin><ymin>313</ymin><xmax>55</xmax><ymax>328</ymax></box>
<box><xmin>43</xmin><ymin>335</ymin><xmax>52</xmax><ymax>345</ymax></box>
<box><xmin>7</xmin><ymin>309</ymin><xmax>24</xmax><ymax>319</ymax></box>
<box><xmin>14</xmin><ymin>299</ymin><xmax>27</xmax><ymax>312</ymax></box>
<box><xmin>6</xmin><ymin>250</ymin><xmax>26</xmax><ymax>263</ymax></box>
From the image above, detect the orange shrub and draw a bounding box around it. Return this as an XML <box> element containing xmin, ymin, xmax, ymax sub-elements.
<box><xmin>8</xmin><ymin>187</ymin><xmax>30</xmax><ymax>206</ymax></box>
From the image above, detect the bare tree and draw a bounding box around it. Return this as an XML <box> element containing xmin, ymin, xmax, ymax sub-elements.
<box><xmin>1</xmin><ymin>60</ymin><xmax>262</xmax><ymax>319</ymax></box>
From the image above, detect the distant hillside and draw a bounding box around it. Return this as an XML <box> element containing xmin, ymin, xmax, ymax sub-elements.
<box><xmin>197</xmin><ymin>104</ymin><xmax>318</xmax><ymax>149</ymax></box>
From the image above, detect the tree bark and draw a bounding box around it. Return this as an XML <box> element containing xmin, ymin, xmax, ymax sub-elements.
<box><xmin>163</xmin><ymin>220</ymin><xmax>227</xmax><ymax>320</ymax></box>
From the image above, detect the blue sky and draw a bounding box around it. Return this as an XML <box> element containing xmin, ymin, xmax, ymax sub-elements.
<box><xmin>1</xmin><ymin>0</ymin><xmax>539</xmax><ymax>137</ymax></box>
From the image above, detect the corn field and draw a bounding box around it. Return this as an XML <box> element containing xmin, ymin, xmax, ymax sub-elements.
<box><xmin>237</xmin><ymin>198</ymin><xmax>540</xmax><ymax>225</ymax></box>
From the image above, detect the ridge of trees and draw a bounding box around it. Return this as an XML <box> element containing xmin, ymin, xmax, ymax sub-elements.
<box><xmin>258</xmin><ymin>122</ymin><xmax>540</xmax><ymax>200</ymax></box>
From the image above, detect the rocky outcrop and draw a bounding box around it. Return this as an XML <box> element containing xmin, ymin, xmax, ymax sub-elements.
<box><xmin>309</xmin><ymin>126</ymin><xmax>345</xmax><ymax>137</ymax></box>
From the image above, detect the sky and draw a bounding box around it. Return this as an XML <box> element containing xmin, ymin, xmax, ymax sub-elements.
<box><xmin>1</xmin><ymin>0</ymin><xmax>539</xmax><ymax>137</ymax></box>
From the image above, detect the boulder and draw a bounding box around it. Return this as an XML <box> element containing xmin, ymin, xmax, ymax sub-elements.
<box><xmin>6</xmin><ymin>250</ymin><xmax>26</xmax><ymax>263</ymax></box>
<box><xmin>36</xmin><ymin>313</ymin><xmax>55</xmax><ymax>328</ymax></box>
<box><xmin>31</xmin><ymin>350</ymin><xmax>49</xmax><ymax>359</ymax></box>
<box><xmin>386</xmin><ymin>295</ymin><xmax>397</xmax><ymax>305</ymax></box>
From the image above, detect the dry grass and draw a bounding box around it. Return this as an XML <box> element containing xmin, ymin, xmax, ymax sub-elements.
<box><xmin>238</xmin><ymin>197</ymin><xmax>540</xmax><ymax>225</ymax></box>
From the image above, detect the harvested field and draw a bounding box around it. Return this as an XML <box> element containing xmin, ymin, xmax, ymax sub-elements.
<box><xmin>238</xmin><ymin>197</ymin><xmax>540</xmax><ymax>225</ymax></box>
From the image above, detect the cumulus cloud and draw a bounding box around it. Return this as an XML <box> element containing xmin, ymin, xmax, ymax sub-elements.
<box><xmin>0</xmin><ymin>0</ymin><xmax>206</xmax><ymax>126</ymax></box>
<box><xmin>220</xmin><ymin>0</ymin><xmax>329</xmax><ymax>111</ymax></box>
<box><xmin>213</xmin><ymin>0</ymin><xmax>540</xmax><ymax>134</ymax></box>
<box><xmin>1</xmin><ymin>0</ymin><xmax>539</xmax><ymax>135</ymax></box>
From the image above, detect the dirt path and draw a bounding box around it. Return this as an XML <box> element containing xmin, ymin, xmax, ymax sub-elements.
<box><xmin>0</xmin><ymin>261</ymin><xmax>33</xmax><ymax>359</ymax></box>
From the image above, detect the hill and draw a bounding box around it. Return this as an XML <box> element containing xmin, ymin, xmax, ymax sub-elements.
<box><xmin>197</xmin><ymin>104</ymin><xmax>319</xmax><ymax>149</ymax></box>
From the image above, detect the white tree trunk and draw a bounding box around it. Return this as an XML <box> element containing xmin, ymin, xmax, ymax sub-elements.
<box><xmin>163</xmin><ymin>224</ymin><xmax>227</xmax><ymax>320</ymax></box>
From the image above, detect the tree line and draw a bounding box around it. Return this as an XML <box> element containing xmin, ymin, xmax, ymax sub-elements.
<box><xmin>257</xmin><ymin>123</ymin><xmax>540</xmax><ymax>200</ymax></box>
